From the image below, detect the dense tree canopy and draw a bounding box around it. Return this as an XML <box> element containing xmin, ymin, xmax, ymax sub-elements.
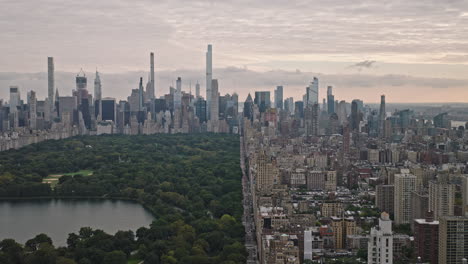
<box><xmin>0</xmin><ymin>134</ymin><xmax>246</xmax><ymax>264</ymax></box>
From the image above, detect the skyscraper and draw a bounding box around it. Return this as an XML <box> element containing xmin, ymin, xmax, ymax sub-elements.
<box><xmin>101</xmin><ymin>97</ymin><xmax>116</xmax><ymax>122</ymax></box>
<box><xmin>394</xmin><ymin>171</ymin><xmax>417</xmax><ymax>224</ymax></box>
<box><xmin>47</xmin><ymin>57</ymin><xmax>54</xmax><ymax>116</ymax></box>
<box><xmin>379</xmin><ymin>95</ymin><xmax>386</xmax><ymax>137</ymax></box>
<box><xmin>94</xmin><ymin>70</ymin><xmax>102</xmax><ymax>101</ymax></box>
<box><xmin>174</xmin><ymin>77</ymin><xmax>182</xmax><ymax>109</ymax></box>
<box><xmin>195</xmin><ymin>98</ymin><xmax>207</xmax><ymax>123</ymax></box>
<box><xmin>274</xmin><ymin>85</ymin><xmax>283</xmax><ymax>109</ymax></box>
<box><xmin>210</xmin><ymin>79</ymin><xmax>219</xmax><ymax>123</ymax></box>
<box><xmin>148</xmin><ymin>52</ymin><xmax>155</xmax><ymax>100</ymax></box>
<box><xmin>243</xmin><ymin>94</ymin><xmax>254</xmax><ymax>121</ymax></box>
<box><xmin>254</xmin><ymin>91</ymin><xmax>271</xmax><ymax>113</ymax></box>
<box><xmin>306</xmin><ymin>77</ymin><xmax>319</xmax><ymax>106</ymax></box>
<box><xmin>351</xmin><ymin>100</ymin><xmax>360</xmax><ymax>131</ymax></box>
<box><xmin>368</xmin><ymin>212</ymin><xmax>393</xmax><ymax>264</ymax></box>
<box><xmin>138</xmin><ymin>77</ymin><xmax>144</xmax><ymax>111</ymax></box>
<box><xmin>9</xmin><ymin>86</ymin><xmax>20</xmax><ymax>113</ymax></box>
<box><xmin>76</xmin><ymin>70</ymin><xmax>87</xmax><ymax>90</ymax></box>
<box><xmin>206</xmin><ymin>44</ymin><xmax>212</xmax><ymax>119</ymax></box>
<box><xmin>28</xmin><ymin>90</ymin><xmax>37</xmax><ymax>129</ymax></box>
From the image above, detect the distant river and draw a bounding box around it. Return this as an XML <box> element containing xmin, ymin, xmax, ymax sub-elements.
<box><xmin>0</xmin><ymin>199</ymin><xmax>154</xmax><ymax>246</ymax></box>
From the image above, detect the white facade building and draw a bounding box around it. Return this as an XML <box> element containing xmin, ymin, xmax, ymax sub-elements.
<box><xmin>368</xmin><ymin>212</ymin><xmax>393</xmax><ymax>264</ymax></box>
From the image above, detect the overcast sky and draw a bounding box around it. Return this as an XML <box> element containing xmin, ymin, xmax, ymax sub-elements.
<box><xmin>2</xmin><ymin>0</ymin><xmax>468</xmax><ymax>102</ymax></box>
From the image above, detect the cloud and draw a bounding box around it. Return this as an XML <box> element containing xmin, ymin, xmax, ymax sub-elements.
<box><xmin>1</xmin><ymin>68</ymin><xmax>468</xmax><ymax>104</ymax></box>
<box><xmin>432</xmin><ymin>54</ymin><xmax>468</xmax><ymax>63</ymax></box>
<box><xmin>349</xmin><ymin>60</ymin><xmax>377</xmax><ymax>71</ymax></box>
<box><xmin>2</xmin><ymin>0</ymin><xmax>468</xmax><ymax>72</ymax></box>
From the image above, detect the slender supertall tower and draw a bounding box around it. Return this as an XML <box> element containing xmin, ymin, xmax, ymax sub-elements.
<box><xmin>206</xmin><ymin>44</ymin><xmax>212</xmax><ymax>119</ymax></box>
<box><xmin>47</xmin><ymin>57</ymin><xmax>54</xmax><ymax>115</ymax></box>
<box><xmin>148</xmin><ymin>52</ymin><xmax>155</xmax><ymax>99</ymax></box>
<box><xmin>94</xmin><ymin>70</ymin><xmax>102</xmax><ymax>101</ymax></box>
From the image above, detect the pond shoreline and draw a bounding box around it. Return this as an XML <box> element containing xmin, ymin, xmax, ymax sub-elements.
<box><xmin>0</xmin><ymin>196</ymin><xmax>158</xmax><ymax>218</ymax></box>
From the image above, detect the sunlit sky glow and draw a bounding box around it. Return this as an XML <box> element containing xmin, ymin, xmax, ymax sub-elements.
<box><xmin>2</xmin><ymin>0</ymin><xmax>468</xmax><ymax>102</ymax></box>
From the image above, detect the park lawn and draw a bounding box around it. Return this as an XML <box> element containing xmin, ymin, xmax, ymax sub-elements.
<box><xmin>42</xmin><ymin>170</ymin><xmax>94</xmax><ymax>188</ymax></box>
<box><xmin>127</xmin><ymin>256</ymin><xmax>142</xmax><ymax>264</ymax></box>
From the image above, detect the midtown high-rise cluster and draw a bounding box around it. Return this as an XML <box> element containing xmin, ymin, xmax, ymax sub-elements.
<box><xmin>0</xmin><ymin>45</ymin><xmax>241</xmax><ymax>150</ymax></box>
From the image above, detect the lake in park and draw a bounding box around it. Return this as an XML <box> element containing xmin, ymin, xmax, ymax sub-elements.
<box><xmin>0</xmin><ymin>199</ymin><xmax>154</xmax><ymax>246</ymax></box>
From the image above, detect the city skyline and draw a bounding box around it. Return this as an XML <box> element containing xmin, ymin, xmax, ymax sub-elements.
<box><xmin>2</xmin><ymin>59</ymin><xmax>468</xmax><ymax>104</ymax></box>
<box><xmin>2</xmin><ymin>0</ymin><xmax>468</xmax><ymax>102</ymax></box>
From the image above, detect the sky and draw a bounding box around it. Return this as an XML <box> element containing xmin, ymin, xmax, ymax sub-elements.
<box><xmin>1</xmin><ymin>0</ymin><xmax>468</xmax><ymax>103</ymax></box>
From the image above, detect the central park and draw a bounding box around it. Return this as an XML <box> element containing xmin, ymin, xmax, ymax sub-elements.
<box><xmin>0</xmin><ymin>134</ymin><xmax>247</xmax><ymax>264</ymax></box>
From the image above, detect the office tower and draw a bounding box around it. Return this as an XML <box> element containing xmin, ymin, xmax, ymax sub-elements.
<box><xmin>174</xmin><ymin>77</ymin><xmax>182</xmax><ymax>109</ymax></box>
<box><xmin>9</xmin><ymin>86</ymin><xmax>20</xmax><ymax>113</ymax></box>
<box><xmin>58</xmin><ymin>96</ymin><xmax>78</xmax><ymax>124</ymax></box>
<box><xmin>254</xmin><ymin>91</ymin><xmax>271</xmax><ymax>113</ymax></box>
<box><xmin>414</xmin><ymin>213</ymin><xmax>439</xmax><ymax>264</ymax></box>
<box><xmin>398</xmin><ymin>109</ymin><xmax>412</xmax><ymax>130</ymax></box>
<box><xmin>376</xmin><ymin>185</ymin><xmax>395</xmax><ymax>215</ymax></box>
<box><xmin>138</xmin><ymin>77</ymin><xmax>144</xmax><ymax>111</ymax></box>
<box><xmin>76</xmin><ymin>70</ymin><xmax>87</xmax><ymax>90</ymax></box>
<box><xmin>327</xmin><ymin>86</ymin><xmax>335</xmax><ymax>114</ymax></box>
<box><xmin>94</xmin><ymin>71</ymin><xmax>102</xmax><ymax>119</ymax></box>
<box><xmin>306</xmin><ymin>77</ymin><xmax>319</xmax><ymax>107</ymax></box>
<box><xmin>379</xmin><ymin>95</ymin><xmax>386</xmax><ymax>137</ymax></box>
<box><xmin>206</xmin><ymin>44</ymin><xmax>212</xmax><ymax>119</ymax></box>
<box><xmin>243</xmin><ymin>94</ymin><xmax>254</xmax><ymax>121</ymax></box>
<box><xmin>463</xmin><ymin>176</ymin><xmax>468</xmax><ymax>216</ymax></box>
<box><xmin>274</xmin><ymin>85</ymin><xmax>283</xmax><ymax>109</ymax></box>
<box><xmin>48</xmin><ymin>57</ymin><xmax>54</xmax><ymax>115</ymax></box>
<box><xmin>101</xmin><ymin>98</ymin><xmax>116</xmax><ymax>122</ymax></box>
<box><xmin>148</xmin><ymin>52</ymin><xmax>155</xmax><ymax>100</ymax></box>
<box><xmin>304</xmin><ymin>103</ymin><xmax>319</xmax><ymax>136</ymax></box>
<box><xmin>230</xmin><ymin>93</ymin><xmax>238</xmax><ymax>115</ymax></box>
<box><xmin>368</xmin><ymin>212</ymin><xmax>393</xmax><ymax>264</ymax></box>
<box><xmin>284</xmin><ymin>97</ymin><xmax>294</xmax><ymax>114</ymax></box>
<box><xmin>295</xmin><ymin>101</ymin><xmax>304</xmax><ymax>118</ymax></box>
<box><xmin>75</xmin><ymin>69</ymin><xmax>89</xmax><ymax>105</ymax></box>
<box><xmin>351</xmin><ymin>99</ymin><xmax>360</xmax><ymax>131</ymax></box>
<box><xmin>210</xmin><ymin>79</ymin><xmax>219</xmax><ymax>123</ymax></box>
<box><xmin>394</xmin><ymin>172</ymin><xmax>417</xmax><ymax>224</ymax></box>
<box><xmin>434</xmin><ymin>112</ymin><xmax>450</xmax><ymax>129</ymax></box>
<box><xmin>337</xmin><ymin>100</ymin><xmax>347</xmax><ymax>124</ymax></box>
<box><xmin>195</xmin><ymin>99</ymin><xmax>207</xmax><ymax>123</ymax></box>
<box><xmin>153</xmin><ymin>99</ymin><xmax>167</xmax><ymax>114</ymax></box>
<box><xmin>195</xmin><ymin>81</ymin><xmax>200</xmax><ymax>98</ymax></box>
<box><xmin>429</xmin><ymin>180</ymin><xmax>455</xmax><ymax>220</ymax></box>
<box><xmin>28</xmin><ymin>91</ymin><xmax>37</xmax><ymax>129</ymax></box>
<box><xmin>438</xmin><ymin>216</ymin><xmax>468</xmax><ymax>264</ymax></box>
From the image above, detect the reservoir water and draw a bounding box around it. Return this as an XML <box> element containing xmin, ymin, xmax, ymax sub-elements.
<box><xmin>0</xmin><ymin>199</ymin><xmax>154</xmax><ymax>246</ymax></box>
